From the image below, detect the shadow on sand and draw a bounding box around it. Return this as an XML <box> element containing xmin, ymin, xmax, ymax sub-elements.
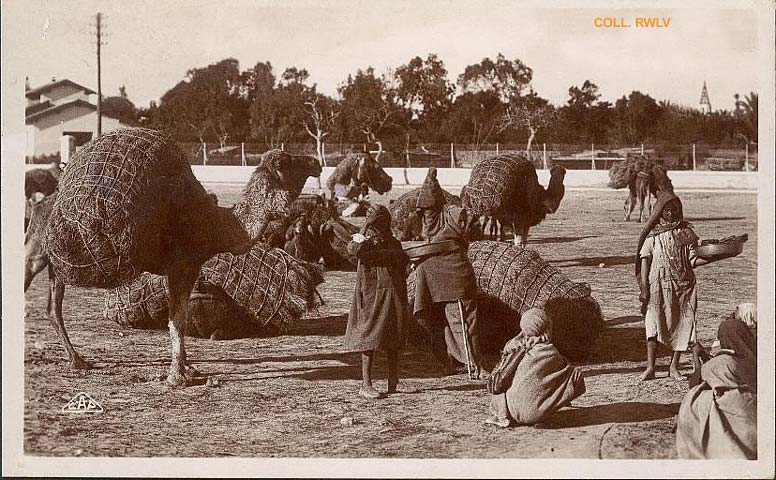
<box><xmin>549</xmin><ymin>401</ymin><xmax>680</xmax><ymax>428</ymax></box>
<box><xmin>550</xmin><ymin>255</ymin><xmax>635</xmax><ymax>268</ymax></box>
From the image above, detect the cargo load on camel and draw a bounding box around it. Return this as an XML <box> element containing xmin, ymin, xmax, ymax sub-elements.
<box><xmin>407</xmin><ymin>240</ymin><xmax>604</xmax><ymax>361</ymax></box>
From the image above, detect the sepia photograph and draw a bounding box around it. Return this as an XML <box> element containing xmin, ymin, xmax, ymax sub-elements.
<box><xmin>2</xmin><ymin>0</ymin><xmax>774</xmax><ymax>477</ymax></box>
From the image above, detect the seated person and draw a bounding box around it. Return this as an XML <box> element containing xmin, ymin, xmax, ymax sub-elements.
<box><xmin>676</xmin><ymin>316</ymin><xmax>757</xmax><ymax>459</ymax></box>
<box><xmin>485</xmin><ymin>308</ymin><xmax>586</xmax><ymax>428</ymax></box>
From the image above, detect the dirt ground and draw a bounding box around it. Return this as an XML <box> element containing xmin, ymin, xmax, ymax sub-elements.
<box><xmin>23</xmin><ymin>185</ymin><xmax>757</xmax><ymax>459</ymax></box>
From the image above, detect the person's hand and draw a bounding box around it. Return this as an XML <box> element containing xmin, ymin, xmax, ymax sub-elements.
<box><xmin>351</xmin><ymin>233</ymin><xmax>367</xmax><ymax>244</ymax></box>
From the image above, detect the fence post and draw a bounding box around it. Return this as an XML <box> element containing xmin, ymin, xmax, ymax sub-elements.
<box><xmin>496</xmin><ymin>143</ymin><xmax>499</xmax><ymax>155</ymax></box>
<box><xmin>745</xmin><ymin>143</ymin><xmax>749</xmax><ymax>171</ymax></box>
<box><xmin>591</xmin><ymin>143</ymin><xmax>595</xmax><ymax>170</ymax></box>
<box><xmin>241</xmin><ymin>142</ymin><xmax>246</xmax><ymax>166</ymax></box>
<box><xmin>543</xmin><ymin>143</ymin><xmax>547</xmax><ymax>169</ymax></box>
<box><xmin>692</xmin><ymin>143</ymin><xmax>696</xmax><ymax>170</ymax></box>
<box><xmin>450</xmin><ymin>143</ymin><xmax>455</xmax><ymax>168</ymax></box>
<box><xmin>281</xmin><ymin>142</ymin><xmax>285</xmax><ymax>152</ymax></box>
<box><xmin>203</xmin><ymin>142</ymin><xmax>208</xmax><ymax>166</ymax></box>
<box><xmin>641</xmin><ymin>143</ymin><xmax>644</xmax><ymax>156</ymax></box>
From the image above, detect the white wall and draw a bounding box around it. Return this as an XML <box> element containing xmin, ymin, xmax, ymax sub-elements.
<box><xmin>187</xmin><ymin>166</ymin><xmax>758</xmax><ymax>191</ymax></box>
<box><xmin>30</xmin><ymin>109</ymin><xmax>127</xmax><ymax>156</ymax></box>
<box><xmin>23</xmin><ymin>164</ymin><xmax>758</xmax><ymax>191</ymax></box>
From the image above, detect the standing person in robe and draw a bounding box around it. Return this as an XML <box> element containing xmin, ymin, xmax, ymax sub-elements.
<box><xmin>412</xmin><ymin>168</ymin><xmax>487</xmax><ymax>379</ymax></box>
<box><xmin>485</xmin><ymin>308</ymin><xmax>586</xmax><ymax>427</ymax></box>
<box><xmin>636</xmin><ymin>190</ymin><xmax>714</xmax><ymax>381</ymax></box>
<box><xmin>343</xmin><ymin>205</ymin><xmax>412</xmax><ymax>399</ymax></box>
<box><xmin>676</xmin><ymin>316</ymin><xmax>757</xmax><ymax>459</ymax></box>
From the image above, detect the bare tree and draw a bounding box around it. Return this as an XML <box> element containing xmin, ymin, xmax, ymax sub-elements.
<box><xmin>302</xmin><ymin>97</ymin><xmax>340</xmax><ymax>167</ymax></box>
<box><xmin>499</xmin><ymin>96</ymin><xmax>555</xmax><ymax>156</ymax></box>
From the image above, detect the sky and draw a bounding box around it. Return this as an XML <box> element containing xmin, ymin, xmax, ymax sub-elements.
<box><xmin>4</xmin><ymin>1</ymin><xmax>760</xmax><ymax>111</ymax></box>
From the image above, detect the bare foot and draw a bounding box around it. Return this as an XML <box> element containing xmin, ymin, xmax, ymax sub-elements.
<box><xmin>484</xmin><ymin>416</ymin><xmax>511</xmax><ymax>428</ymax></box>
<box><xmin>358</xmin><ymin>385</ymin><xmax>382</xmax><ymax>399</ymax></box>
<box><xmin>639</xmin><ymin>368</ymin><xmax>656</xmax><ymax>381</ymax></box>
<box><xmin>669</xmin><ymin>369</ymin><xmax>685</xmax><ymax>381</ymax></box>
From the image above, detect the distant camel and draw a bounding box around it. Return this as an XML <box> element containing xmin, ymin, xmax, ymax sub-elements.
<box><xmin>24</xmin><ymin>128</ymin><xmax>321</xmax><ymax>387</ymax></box>
<box><xmin>624</xmin><ymin>171</ymin><xmax>653</xmax><ymax>222</ymax></box>
<box><xmin>326</xmin><ymin>151</ymin><xmax>392</xmax><ymax>200</ymax></box>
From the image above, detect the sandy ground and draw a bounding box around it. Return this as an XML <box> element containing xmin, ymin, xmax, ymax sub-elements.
<box><xmin>23</xmin><ymin>186</ymin><xmax>757</xmax><ymax>458</ymax></box>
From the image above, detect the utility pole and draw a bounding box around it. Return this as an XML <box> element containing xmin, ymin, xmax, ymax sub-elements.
<box><xmin>93</xmin><ymin>12</ymin><xmax>106</xmax><ymax>135</ymax></box>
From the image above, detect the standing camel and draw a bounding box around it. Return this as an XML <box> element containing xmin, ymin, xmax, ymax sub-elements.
<box><xmin>26</xmin><ymin>128</ymin><xmax>321</xmax><ymax>387</ymax></box>
<box><xmin>624</xmin><ymin>171</ymin><xmax>653</xmax><ymax>222</ymax></box>
<box><xmin>462</xmin><ymin>160</ymin><xmax>566</xmax><ymax>246</ymax></box>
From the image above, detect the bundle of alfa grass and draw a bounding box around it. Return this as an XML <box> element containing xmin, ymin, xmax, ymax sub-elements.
<box><xmin>388</xmin><ymin>187</ymin><xmax>461</xmax><ymax>241</ymax></box>
<box><xmin>105</xmin><ymin>243</ymin><xmax>324</xmax><ymax>337</ymax></box>
<box><xmin>200</xmin><ymin>243</ymin><xmax>323</xmax><ymax>333</ymax></box>
<box><xmin>46</xmin><ymin>128</ymin><xmax>204</xmax><ymax>289</ymax></box>
<box><xmin>608</xmin><ymin>156</ymin><xmax>673</xmax><ymax>191</ymax></box>
<box><xmin>104</xmin><ymin>274</ymin><xmax>258</xmax><ymax>339</ymax></box>
<box><xmin>407</xmin><ymin>240</ymin><xmax>604</xmax><ymax>360</ymax></box>
<box><xmin>459</xmin><ymin>153</ymin><xmax>538</xmax><ymax>217</ymax></box>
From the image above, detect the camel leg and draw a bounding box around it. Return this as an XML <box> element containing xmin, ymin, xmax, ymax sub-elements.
<box><xmin>513</xmin><ymin>222</ymin><xmax>528</xmax><ymax>247</ymax></box>
<box><xmin>166</xmin><ymin>260</ymin><xmax>202</xmax><ymax>387</ymax></box>
<box><xmin>47</xmin><ymin>266</ymin><xmax>91</xmax><ymax>370</ymax></box>
<box><xmin>637</xmin><ymin>194</ymin><xmax>645</xmax><ymax>223</ymax></box>
<box><xmin>624</xmin><ymin>194</ymin><xmax>635</xmax><ymax>222</ymax></box>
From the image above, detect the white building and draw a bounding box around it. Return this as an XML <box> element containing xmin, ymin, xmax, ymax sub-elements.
<box><xmin>25</xmin><ymin>78</ymin><xmax>129</xmax><ymax>158</ymax></box>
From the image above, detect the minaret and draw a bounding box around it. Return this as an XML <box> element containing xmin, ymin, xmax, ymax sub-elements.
<box><xmin>699</xmin><ymin>80</ymin><xmax>712</xmax><ymax>114</ymax></box>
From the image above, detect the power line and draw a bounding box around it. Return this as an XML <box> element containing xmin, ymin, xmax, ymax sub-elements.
<box><xmin>91</xmin><ymin>12</ymin><xmax>107</xmax><ymax>135</ymax></box>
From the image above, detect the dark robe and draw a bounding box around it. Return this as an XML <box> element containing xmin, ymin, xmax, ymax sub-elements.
<box><xmin>412</xmin><ymin>205</ymin><xmax>478</xmax><ymax>315</ymax></box>
<box><xmin>343</xmin><ymin>234</ymin><xmax>410</xmax><ymax>352</ymax></box>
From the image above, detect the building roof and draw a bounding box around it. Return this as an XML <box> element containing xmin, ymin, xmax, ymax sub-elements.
<box><xmin>25</xmin><ymin>79</ymin><xmax>96</xmax><ymax>99</ymax></box>
<box><xmin>25</xmin><ymin>98</ymin><xmax>120</xmax><ymax>125</ymax></box>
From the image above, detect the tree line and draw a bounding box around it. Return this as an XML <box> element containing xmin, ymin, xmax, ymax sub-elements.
<box><xmin>103</xmin><ymin>54</ymin><xmax>758</xmax><ymax>153</ymax></box>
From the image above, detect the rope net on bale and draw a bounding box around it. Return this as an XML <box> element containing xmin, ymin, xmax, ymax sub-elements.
<box><xmin>460</xmin><ymin>153</ymin><xmax>544</xmax><ymax>227</ymax></box>
<box><xmin>200</xmin><ymin>243</ymin><xmax>323</xmax><ymax>333</ymax></box>
<box><xmin>105</xmin><ymin>243</ymin><xmax>324</xmax><ymax>338</ymax></box>
<box><xmin>407</xmin><ymin>240</ymin><xmax>604</xmax><ymax>361</ymax></box>
<box><xmin>45</xmin><ymin>128</ymin><xmax>207</xmax><ymax>289</ymax></box>
<box><xmin>105</xmin><ymin>274</ymin><xmax>260</xmax><ymax>339</ymax></box>
<box><xmin>608</xmin><ymin>156</ymin><xmax>673</xmax><ymax>191</ymax></box>
<box><xmin>389</xmin><ymin>187</ymin><xmax>461</xmax><ymax>241</ymax></box>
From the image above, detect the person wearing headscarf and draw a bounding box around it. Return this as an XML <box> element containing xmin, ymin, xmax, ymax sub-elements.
<box><xmin>636</xmin><ymin>190</ymin><xmax>712</xmax><ymax>382</ymax></box>
<box><xmin>676</xmin><ymin>317</ymin><xmax>757</xmax><ymax>459</ymax></box>
<box><xmin>485</xmin><ymin>308</ymin><xmax>586</xmax><ymax>427</ymax></box>
<box><xmin>412</xmin><ymin>168</ymin><xmax>487</xmax><ymax>379</ymax></box>
<box><xmin>735</xmin><ymin>302</ymin><xmax>757</xmax><ymax>334</ymax></box>
<box><xmin>343</xmin><ymin>205</ymin><xmax>412</xmax><ymax>399</ymax></box>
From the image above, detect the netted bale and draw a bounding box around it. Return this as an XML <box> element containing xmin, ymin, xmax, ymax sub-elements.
<box><xmin>608</xmin><ymin>156</ymin><xmax>673</xmax><ymax>192</ymax></box>
<box><xmin>389</xmin><ymin>187</ymin><xmax>461</xmax><ymax>241</ymax></box>
<box><xmin>105</xmin><ymin>275</ymin><xmax>260</xmax><ymax>339</ymax></box>
<box><xmin>45</xmin><ymin>128</ymin><xmax>211</xmax><ymax>289</ymax></box>
<box><xmin>407</xmin><ymin>240</ymin><xmax>604</xmax><ymax>361</ymax></box>
<box><xmin>105</xmin><ymin>243</ymin><xmax>324</xmax><ymax>337</ymax></box>
<box><xmin>104</xmin><ymin>272</ymin><xmax>171</xmax><ymax>331</ymax></box>
<box><xmin>460</xmin><ymin>154</ymin><xmax>549</xmax><ymax>241</ymax></box>
<box><xmin>200</xmin><ymin>243</ymin><xmax>324</xmax><ymax>333</ymax></box>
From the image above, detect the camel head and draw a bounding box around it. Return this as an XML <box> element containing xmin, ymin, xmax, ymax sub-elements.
<box><xmin>354</xmin><ymin>152</ymin><xmax>392</xmax><ymax>195</ymax></box>
<box><xmin>261</xmin><ymin>149</ymin><xmax>322</xmax><ymax>197</ymax></box>
<box><xmin>542</xmin><ymin>165</ymin><xmax>567</xmax><ymax>214</ymax></box>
